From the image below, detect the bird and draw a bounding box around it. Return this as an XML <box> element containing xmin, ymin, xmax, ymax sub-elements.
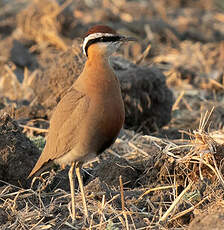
<box><xmin>28</xmin><ymin>25</ymin><xmax>136</xmax><ymax>222</ymax></box>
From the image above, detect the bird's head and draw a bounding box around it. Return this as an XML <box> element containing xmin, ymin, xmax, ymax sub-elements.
<box><xmin>82</xmin><ymin>25</ymin><xmax>136</xmax><ymax>58</ymax></box>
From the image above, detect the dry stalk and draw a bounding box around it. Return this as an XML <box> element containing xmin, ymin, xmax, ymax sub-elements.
<box><xmin>159</xmin><ymin>181</ymin><xmax>193</xmax><ymax>222</ymax></box>
<box><xmin>119</xmin><ymin>175</ymin><xmax>129</xmax><ymax>230</ymax></box>
<box><xmin>182</xmin><ymin>97</ymin><xmax>193</xmax><ymax>112</ymax></box>
<box><xmin>90</xmin><ymin>213</ymin><xmax>123</xmax><ymax>229</ymax></box>
<box><xmin>169</xmin><ymin>195</ymin><xmax>210</xmax><ymax>222</ymax></box>
<box><xmin>18</xmin><ymin>0</ymin><xmax>69</xmax><ymax>51</ymax></box>
<box><xmin>172</xmin><ymin>90</ymin><xmax>185</xmax><ymax>111</ymax></box>
<box><xmin>137</xmin><ymin>185</ymin><xmax>176</xmax><ymax>202</ymax></box>
<box><xmin>119</xmin><ymin>176</ymin><xmax>125</xmax><ymax>212</ymax></box>
<box><xmin>190</xmin><ymin>108</ymin><xmax>224</xmax><ymax>185</ymax></box>
<box><xmin>99</xmin><ymin>195</ymin><xmax>106</xmax><ymax>229</ymax></box>
<box><xmin>134</xmin><ymin>43</ymin><xmax>151</xmax><ymax>65</ymax></box>
<box><xmin>191</xmin><ymin>157</ymin><xmax>224</xmax><ymax>186</ymax></box>
<box><xmin>209</xmin><ymin>78</ymin><xmax>224</xmax><ymax>89</ymax></box>
<box><xmin>167</xmin><ymin>108</ymin><xmax>224</xmax><ymax>187</ymax></box>
<box><xmin>2</xmin><ymin>64</ymin><xmax>37</xmax><ymax>100</ymax></box>
<box><xmin>29</xmin><ymin>217</ymin><xmax>45</xmax><ymax>230</ymax></box>
<box><xmin>126</xmin><ymin>209</ymin><xmax>136</xmax><ymax>230</ymax></box>
<box><xmin>128</xmin><ymin>142</ymin><xmax>148</xmax><ymax>157</ymax></box>
<box><xmin>49</xmin><ymin>0</ymin><xmax>72</xmax><ymax>18</ymax></box>
<box><xmin>19</xmin><ymin>124</ymin><xmax>48</xmax><ymax>133</ymax></box>
<box><xmin>64</xmin><ymin>222</ymin><xmax>78</xmax><ymax>229</ymax></box>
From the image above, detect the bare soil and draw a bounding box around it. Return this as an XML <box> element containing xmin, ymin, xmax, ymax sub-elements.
<box><xmin>0</xmin><ymin>0</ymin><xmax>224</xmax><ymax>229</ymax></box>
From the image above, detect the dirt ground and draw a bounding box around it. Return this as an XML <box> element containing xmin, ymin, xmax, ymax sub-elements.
<box><xmin>0</xmin><ymin>0</ymin><xmax>224</xmax><ymax>229</ymax></box>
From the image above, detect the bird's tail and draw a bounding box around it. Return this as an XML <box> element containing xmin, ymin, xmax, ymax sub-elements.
<box><xmin>28</xmin><ymin>160</ymin><xmax>54</xmax><ymax>178</ymax></box>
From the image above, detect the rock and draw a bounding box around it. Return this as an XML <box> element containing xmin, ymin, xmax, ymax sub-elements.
<box><xmin>113</xmin><ymin>57</ymin><xmax>174</xmax><ymax>130</ymax></box>
<box><xmin>10</xmin><ymin>40</ymin><xmax>34</xmax><ymax>67</ymax></box>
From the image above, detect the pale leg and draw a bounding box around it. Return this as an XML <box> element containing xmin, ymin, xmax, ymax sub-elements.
<box><xmin>68</xmin><ymin>162</ymin><xmax>76</xmax><ymax>222</ymax></box>
<box><xmin>75</xmin><ymin>164</ymin><xmax>88</xmax><ymax>218</ymax></box>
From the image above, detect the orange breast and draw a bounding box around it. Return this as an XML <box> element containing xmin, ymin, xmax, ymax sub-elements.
<box><xmin>97</xmin><ymin>95</ymin><xmax>125</xmax><ymax>153</ymax></box>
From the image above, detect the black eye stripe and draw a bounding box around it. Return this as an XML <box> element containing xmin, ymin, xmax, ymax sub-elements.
<box><xmin>85</xmin><ymin>35</ymin><xmax>121</xmax><ymax>56</ymax></box>
<box><xmin>99</xmin><ymin>36</ymin><xmax>121</xmax><ymax>42</ymax></box>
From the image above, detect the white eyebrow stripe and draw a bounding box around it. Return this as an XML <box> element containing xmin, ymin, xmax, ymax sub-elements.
<box><xmin>82</xmin><ymin>33</ymin><xmax>116</xmax><ymax>55</ymax></box>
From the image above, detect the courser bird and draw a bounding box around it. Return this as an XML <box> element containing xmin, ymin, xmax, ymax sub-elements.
<box><xmin>28</xmin><ymin>25</ymin><xmax>136</xmax><ymax>222</ymax></box>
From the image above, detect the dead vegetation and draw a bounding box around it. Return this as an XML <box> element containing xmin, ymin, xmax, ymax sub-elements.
<box><xmin>0</xmin><ymin>110</ymin><xmax>224</xmax><ymax>229</ymax></box>
<box><xmin>17</xmin><ymin>0</ymin><xmax>71</xmax><ymax>51</ymax></box>
<box><xmin>0</xmin><ymin>0</ymin><xmax>224</xmax><ymax>229</ymax></box>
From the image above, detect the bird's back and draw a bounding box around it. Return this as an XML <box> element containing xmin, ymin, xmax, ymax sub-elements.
<box><xmin>28</xmin><ymin>54</ymin><xmax>124</xmax><ymax>177</ymax></box>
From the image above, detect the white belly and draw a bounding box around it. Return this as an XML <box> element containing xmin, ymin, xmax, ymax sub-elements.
<box><xmin>54</xmin><ymin>149</ymin><xmax>97</xmax><ymax>166</ymax></box>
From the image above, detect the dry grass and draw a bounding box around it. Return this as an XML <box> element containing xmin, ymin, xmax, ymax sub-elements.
<box><xmin>17</xmin><ymin>0</ymin><xmax>72</xmax><ymax>51</ymax></box>
<box><xmin>0</xmin><ymin>63</ymin><xmax>38</xmax><ymax>101</ymax></box>
<box><xmin>0</xmin><ymin>0</ymin><xmax>224</xmax><ymax>229</ymax></box>
<box><xmin>1</xmin><ymin>109</ymin><xmax>224</xmax><ymax>229</ymax></box>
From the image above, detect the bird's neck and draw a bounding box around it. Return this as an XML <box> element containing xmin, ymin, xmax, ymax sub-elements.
<box><xmin>82</xmin><ymin>50</ymin><xmax>114</xmax><ymax>81</ymax></box>
<box><xmin>86</xmin><ymin>51</ymin><xmax>110</xmax><ymax>70</ymax></box>
<box><xmin>74</xmin><ymin>52</ymin><xmax>118</xmax><ymax>94</ymax></box>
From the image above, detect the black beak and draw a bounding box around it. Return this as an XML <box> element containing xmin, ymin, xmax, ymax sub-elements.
<box><xmin>119</xmin><ymin>36</ymin><xmax>137</xmax><ymax>42</ymax></box>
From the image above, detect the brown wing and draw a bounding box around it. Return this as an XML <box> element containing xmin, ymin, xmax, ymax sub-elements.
<box><xmin>28</xmin><ymin>87</ymin><xmax>90</xmax><ymax>177</ymax></box>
